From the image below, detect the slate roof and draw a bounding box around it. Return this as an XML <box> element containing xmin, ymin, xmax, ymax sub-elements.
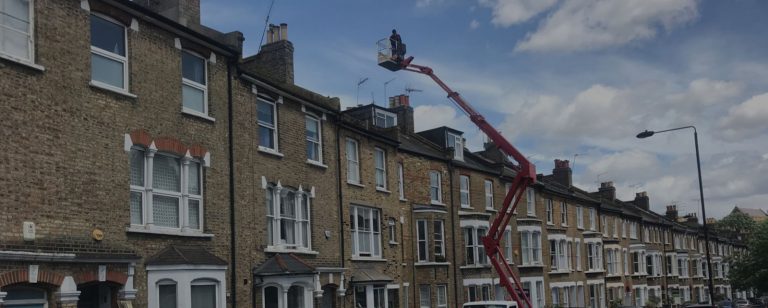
<box><xmin>398</xmin><ymin>133</ymin><xmax>447</xmax><ymax>160</ymax></box>
<box><xmin>146</xmin><ymin>245</ymin><xmax>227</xmax><ymax>266</ymax></box>
<box><xmin>349</xmin><ymin>268</ymin><xmax>393</xmax><ymax>283</ymax></box>
<box><xmin>733</xmin><ymin>207</ymin><xmax>767</xmax><ymax>218</ymax></box>
<box><xmin>253</xmin><ymin>254</ymin><xmax>315</xmax><ymax>276</ymax></box>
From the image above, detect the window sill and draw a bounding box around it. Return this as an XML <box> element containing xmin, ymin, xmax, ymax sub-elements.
<box><xmin>89</xmin><ymin>81</ymin><xmax>137</xmax><ymax>99</ymax></box>
<box><xmin>258</xmin><ymin>147</ymin><xmax>284</xmax><ymax>158</ymax></box>
<box><xmin>549</xmin><ymin>270</ymin><xmax>572</xmax><ymax>275</ymax></box>
<box><xmin>0</xmin><ymin>53</ymin><xmax>45</xmax><ymax>71</ymax></box>
<box><xmin>399</xmin><ymin>198</ymin><xmax>408</xmax><ymax>202</ymax></box>
<box><xmin>485</xmin><ymin>208</ymin><xmax>497</xmax><ymax>213</ymax></box>
<box><xmin>517</xmin><ymin>264</ymin><xmax>544</xmax><ymax>268</ymax></box>
<box><xmin>347</xmin><ymin>181</ymin><xmax>365</xmax><ymax>188</ymax></box>
<box><xmin>460</xmin><ymin>264</ymin><xmax>492</xmax><ymax>270</ymax></box>
<box><xmin>181</xmin><ymin>108</ymin><xmax>216</xmax><ymax>122</ymax></box>
<box><xmin>375</xmin><ymin>187</ymin><xmax>391</xmax><ymax>194</ymax></box>
<box><xmin>264</xmin><ymin>246</ymin><xmax>319</xmax><ymax>255</ymax></box>
<box><xmin>388</xmin><ymin>241</ymin><xmax>398</xmax><ymax>245</ymax></box>
<box><xmin>306</xmin><ymin>160</ymin><xmax>328</xmax><ymax>169</ymax></box>
<box><xmin>351</xmin><ymin>256</ymin><xmax>387</xmax><ymax>262</ymax></box>
<box><xmin>126</xmin><ymin>226</ymin><xmax>214</xmax><ymax>238</ymax></box>
<box><xmin>585</xmin><ymin>270</ymin><xmax>605</xmax><ymax>274</ymax></box>
<box><xmin>415</xmin><ymin>261</ymin><xmax>451</xmax><ymax>267</ymax></box>
<box><xmin>430</xmin><ymin>201</ymin><xmax>446</xmax><ymax>206</ymax></box>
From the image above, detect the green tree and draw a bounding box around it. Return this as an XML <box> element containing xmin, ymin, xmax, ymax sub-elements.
<box><xmin>729</xmin><ymin>220</ymin><xmax>768</xmax><ymax>292</ymax></box>
<box><xmin>715</xmin><ymin>211</ymin><xmax>757</xmax><ymax>240</ymax></box>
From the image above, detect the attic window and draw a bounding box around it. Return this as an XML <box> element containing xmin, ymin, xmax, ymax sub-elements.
<box><xmin>447</xmin><ymin>132</ymin><xmax>463</xmax><ymax>160</ymax></box>
<box><xmin>373</xmin><ymin>109</ymin><xmax>397</xmax><ymax>128</ymax></box>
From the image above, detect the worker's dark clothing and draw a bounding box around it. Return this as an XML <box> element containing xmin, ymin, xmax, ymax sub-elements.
<box><xmin>390</xmin><ymin>33</ymin><xmax>403</xmax><ymax>59</ymax></box>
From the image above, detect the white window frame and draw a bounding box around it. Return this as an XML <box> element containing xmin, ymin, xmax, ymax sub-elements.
<box><xmin>388</xmin><ymin>217</ymin><xmax>398</xmax><ymax>245</ymax></box>
<box><xmin>373</xmin><ymin>109</ymin><xmax>397</xmax><ymax>128</ymax></box>
<box><xmin>2</xmin><ymin>286</ymin><xmax>48</xmax><ymax>308</ymax></box>
<box><xmin>464</xmin><ymin>227</ymin><xmax>488</xmax><ymax>265</ymax></box>
<box><xmin>265</xmin><ymin>185</ymin><xmax>313</xmax><ymax>252</ymax></box>
<box><xmin>417</xmin><ymin>219</ymin><xmax>429</xmax><ymax>262</ymax></box>
<box><xmin>90</xmin><ymin>13</ymin><xmax>129</xmax><ymax>92</ymax></box>
<box><xmin>0</xmin><ymin>0</ymin><xmax>36</xmax><ymax>65</ymax></box>
<box><xmin>147</xmin><ymin>266</ymin><xmax>226</xmax><ymax>308</ymax></box>
<box><xmin>588</xmin><ymin>208</ymin><xmax>596</xmax><ymax>231</ymax></box>
<box><xmin>129</xmin><ymin>147</ymin><xmax>204</xmax><ymax>234</ymax></box>
<box><xmin>560</xmin><ymin>201</ymin><xmax>567</xmax><ymax>226</ymax></box>
<box><xmin>346</xmin><ymin>139</ymin><xmax>360</xmax><ymax>184</ymax></box>
<box><xmin>374</xmin><ymin>147</ymin><xmax>387</xmax><ymax>190</ymax></box>
<box><xmin>190</xmin><ymin>278</ymin><xmax>219</xmax><ymax>308</ymax></box>
<box><xmin>504</xmin><ymin>230</ymin><xmax>513</xmax><ymax>263</ymax></box>
<box><xmin>429</xmin><ymin>171</ymin><xmax>442</xmax><ymax>204</ymax></box>
<box><xmin>181</xmin><ymin>50</ymin><xmax>209</xmax><ymax>116</ymax></box>
<box><xmin>526</xmin><ymin>187</ymin><xmax>535</xmax><ymax>216</ymax></box>
<box><xmin>351</xmin><ymin>205</ymin><xmax>382</xmax><ymax>258</ymax></box>
<box><xmin>436</xmin><ymin>285</ymin><xmax>448</xmax><ymax>308</ymax></box>
<box><xmin>545</xmin><ymin>199</ymin><xmax>554</xmax><ymax>225</ymax></box>
<box><xmin>484</xmin><ymin>179</ymin><xmax>494</xmax><ymax>210</ymax></box>
<box><xmin>520</xmin><ymin>230</ymin><xmax>542</xmax><ymax>266</ymax></box>
<box><xmin>433</xmin><ymin>220</ymin><xmax>445</xmax><ymax>260</ymax></box>
<box><xmin>257</xmin><ymin>97</ymin><xmax>279</xmax><ymax>153</ymax></box>
<box><xmin>630</xmin><ymin>222</ymin><xmax>638</xmax><ymax>239</ymax></box>
<box><xmin>447</xmin><ymin>132</ymin><xmax>463</xmax><ymax>160</ymax></box>
<box><xmin>419</xmin><ymin>285</ymin><xmax>431</xmax><ymax>308</ymax></box>
<box><xmin>398</xmin><ymin>163</ymin><xmax>405</xmax><ymax>200</ymax></box>
<box><xmin>459</xmin><ymin>175</ymin><xmax>470</xmax><ymax>208</ymax></box>
<box><xmin>305</xmin><ymin>114</ymin><xmax>323</xmax><ymax>164</ymax></box>
<box><xmin>576</xmin><ymin>239</ymin><xmax>582</xmax><ymax>271</ymax></box>
<box><xmin>576</xmin><ymin>206</ymin><xmax>584</xmax><ymax>229</ymax></box>
<box><xmin>613</xmin><ymin>218</ymin><xmax>619</xmax><ymax>238</ymax></box>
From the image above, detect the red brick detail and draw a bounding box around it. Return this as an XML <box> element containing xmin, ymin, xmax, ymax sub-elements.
<box><xmin>0</xmin><ymin>270</ymin><xmax>62</xmax><ymax>287</ymax></box>
<box><xmin>75</xmin><ymin>271</ymin><xmax>126</xmax><ymax>286</ymax></box>
<box><xmin>155</xmin><ymin>137</ymin><xmax>188</xmax><ymax>156</ymax></box>
<box><xmin>188</xmin><ymin>144</ymin><xmax>208</xmax><ymax>159</ymax></box>
<box><xmin>129</xmin><ymin>129</ymin><xmax>153</xmax><ymax>148</ymax></box>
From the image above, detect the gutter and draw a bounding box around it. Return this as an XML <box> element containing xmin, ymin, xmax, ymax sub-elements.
<box><xmin>239</xmin><ymin>73</ymin><xmax>337</xmax><ymax>116</ymax></box>
<box><xmin>448</xmin><ymin>159</ymin><xmax>460</xmax><ymax>306</ymax></box>
<box><xmin>335</xmin><ymin>119</ymin><xmax>346</xmax><ymax>308</ymax></box>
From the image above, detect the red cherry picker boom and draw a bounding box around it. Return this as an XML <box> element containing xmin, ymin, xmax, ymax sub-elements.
<box><xmin>378</xmin><ymin>39</ymin><xmax>536</xmax><ymax>307</ymax></box>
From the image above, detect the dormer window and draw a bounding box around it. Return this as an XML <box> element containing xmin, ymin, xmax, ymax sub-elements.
<box><xmin>373</xmin><ymin>109</ymin><xmax>397</xmax><ymax>128</ymax></box>
<box><xmin>447</xmin><ymin>133</ymin><xmax>463</xmax><ymax>160</ymax></box>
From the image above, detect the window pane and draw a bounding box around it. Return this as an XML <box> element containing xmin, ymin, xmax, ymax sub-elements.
<box><xmin>4</xmin><ymin>287</ymin><xmax>45</xmax><ymax>301</ymax></box>
<box><xmin>259</xmin><ymin>127</ymin><xmax>275</xmax><ymax>149</ymax></box>
<box><xmin>130</xmin><ymin>191</ymin><xmax>143</xmax><ymax>224</ymax></box>
<box><xmin>91</xmin><ymin>53</ymin><xmax>124</xmax><ymax>88</ymax></box>
<box><xmin>191</xmin><ymin>285</ymin><xmax>216</xmax><ymax>308</ymax></box>
<box><xmin>130</xmin><ymin>149</ymin><xmax>144</xmax><ymax>186</ymax></box>
<box><xmin>2</xmin><ymin>28</ymin><xmax>30</xmax><ymax>60</ymax></box>
<box><xmin>288</xmin><ymin>286</ymin><xmax>304</xmax><ymax>308</ymax></box>
<box><xmin>183</xmin><ymin>84</ymin><xmax>205</xmax><ymax>113</ymax></box>
<box><xmin>159</xmin><ymin>284</ymin><xmax>177</xmax><ymax>308</ymax></box>
<box><xmin>153</xmin><ymin>155</ymin><xmax>181</xmax><ymax>192</ymax></box>
<box><xmin>153</xmin><ymin>195</ymin><xmax>179</xmax><ymax>228</ymax></box>
<box><xmin>264</xmin><ymin>286</ymin><xmax>279</xmax><ymax>308</ymax></box>
<box><xmin>188</xmin><ymin>199</ymin><xmax>200</xmax><ymax>229</ymax></box>
<box><xmin>258</xmin><ymin>101</ymin><xmax>275</xmax><ymax>125</ymax></box>
<box><xmin>188</xmin><ymin>162</ymin><xmax>201</xmax><ymax>195</ymax></box>
<box><xmin>182</xmin><ymin>51</ymin><xmax>206</xmax><ymax>85</ymax></box>
<box><xmin>306</xmin><ymin>117</ymin><xmax>319</xmax><ymax>140</ymax></box>
<box><xmin>90</xmin><ymin>15</ymin><xmax>125</xmax><ymax>55</ymax></box>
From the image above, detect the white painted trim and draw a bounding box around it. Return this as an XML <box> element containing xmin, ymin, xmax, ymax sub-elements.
<box><xmin>517</xmin><ymin>225</ymin><xmax>542</xmax><ymax>232</ymax></box>
<box><xmin>130</xmin><ymin>18</ymin><xmax>139</xmax><ymax>31</ymax></box>
<box><xmin>547</xmin><ymin>233</ymin><xmax>567</xmax><ymax>240</ymax></box>
<box><xmin>147</xmin><ymin>266</ymin><xmax>226</xmax><ymax>308</ymax></box>
<box><xmin>174</xmin><ymin>38</ymin><xmax>182</xmax><ymax>49</ymax></box>
<box><xmin>0</xmin><ymin>54</ymin><xmax>45</xmax><ymax>71</ymax></box>
<box><xmin>462</xmin><ymin>278</ymin><xmax>495</xmax><ymax>286</ymax></box>
<box><xmin>586</xmin><ymin>279</ymin><xmax>604</xmax><ymax>285</ymax></box>
<box><xmin>80</xmin><ymin>0</ymin><xmax>90</xmax><ymax>11</ymax></box>
<box><xmin>459</xmin><ymin>219</ymin><xmax>490</xmax><ymax>228</ymax></box>
<box><xmin>584</xmin><ymin>237</ymin><xmax>603</xmax><ymax>244</ymax></box>
<box><xmin>549</xmin><ymin>281</ymin><xmax>579</xmax><ymax>288</ymax></box>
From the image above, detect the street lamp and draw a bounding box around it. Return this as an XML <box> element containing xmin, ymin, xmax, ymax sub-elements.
<box><xmin>636</xmin><ymin>126</ymin><xmax>715</xmax><ymax>305</ymax></box>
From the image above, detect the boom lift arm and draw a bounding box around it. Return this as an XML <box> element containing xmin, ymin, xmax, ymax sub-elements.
<box><xmin>379</xmin><ymin>50</ymin><xmax>536</xmax><ymax>307</ymax></box>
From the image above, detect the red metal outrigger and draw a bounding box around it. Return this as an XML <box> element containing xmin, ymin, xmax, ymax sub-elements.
<box><xmin>378</xmin><ymin>44</ymin><xmax>536</xmax><ymax>307</ymax></box>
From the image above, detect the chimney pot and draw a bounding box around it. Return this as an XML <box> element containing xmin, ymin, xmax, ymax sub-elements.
<box><xmin>280</xmin><ymin>23</ymin><xmax>288</xmax><ymax>41</ymax></box>
<box><xmin>601</xmin><ymin>181</ymin><xmax>614</xmax><ymax>188</ymax></box>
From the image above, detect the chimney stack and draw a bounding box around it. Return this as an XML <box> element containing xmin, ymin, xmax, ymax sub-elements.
<box><xmin>389</xmin><ymin>95</ymin><xmax>414</xmax><ymax>134</ymax></box>
<box><xmin>144</xmin><ymin>0</ymin><xmax>201</xmax><ymax>27</ymax></box>
<box><xmin>684</xmin><ymin>213</ymin><xmax>699</xmax><ymax>226</ymax></box>
<box><xmin>552</xmin><ymin>159</ymin><xmax>572</xmax><ymax>187</ymax></box>
<box><xmin>665</xmin><ymin>205</ymin><xmax>678</xmax><ymax>221</ymax></box>
<box><xmin>598</xmin><ymin>181</ymin><xmax>616</xmax><ymax>201</ymax></box>
<box><xmin>242</xmin><ymin>23</ymin><xmax>294</xmax><ymax>84</ymax></box>
<box><xmin>634</xmin><ymin>191</ymin><xmax>650</xmax><ymax>210</ymax></box>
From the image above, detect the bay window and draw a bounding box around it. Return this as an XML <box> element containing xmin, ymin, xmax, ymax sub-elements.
<box><xmin>520</xmin><ymin>230</ymin><xmax>542</xmax><ymax>266</ymax></box>
<box><xmin>265</xmin><ymin>185</ymin><xmax>311</xmax><ymax>250</ymax></box>
<box><xmin>464</xmin><ymin>227</ymin><xmax>488</xmax><ymax>265</ymax></box>
<box><xmin>130</xmin><ymin>147</ymin><xmax>204</xmax><ymax>232</ymax></box>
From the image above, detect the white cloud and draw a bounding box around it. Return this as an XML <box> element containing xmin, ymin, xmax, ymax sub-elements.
<box><xmin>513</xmin><ymin>0</ymin><xmax>699</xmax><ymax>52</ymax></box>
<box><xmin>666</xmin><ymin>79</ymin><xmax>744</xmax><ymax>106</ymax></box>
<box><xmin>478</xmin><ymin>0</ymin><xmax>558</xmax><ymax>27</ymax></box>
<box><xmin>470</xmin><ymin>19</ymin><xmax>481</xmax><ymax>30</ymax></box>
<box><xmin>717</xmin><ymin>93</ymin><xmax>768</xmax><ymax>141</ymax></box>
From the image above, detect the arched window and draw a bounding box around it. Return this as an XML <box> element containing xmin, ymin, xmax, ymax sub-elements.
<box><xmin>263</xmin><ymin>286</ymin><xmax>279</xmax><ymax>308</ymax></box>
<box><xmin>287</xmin><ymin>285</ymin><xmax>305</xmax><ymax>308</ymax></box>
<box><xmin>190</xmin><ymin>279</ymin><xmax>218</xmax><ymax>308</ymax></box>
<box><xmin>4</xmin><ymin>286</ymin><xmax>48</xmax><ymax>308</ymax></box>
<box><xmin>157</xmin><ymin>279</ymin><xmax>177</xmax><ymax>308</ymax></box>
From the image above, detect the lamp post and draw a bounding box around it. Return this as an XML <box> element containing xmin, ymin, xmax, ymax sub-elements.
<box><xmin>636</xmin><ymin>126</ymin><xmax>715</xmax><ymax>305</ymax></box>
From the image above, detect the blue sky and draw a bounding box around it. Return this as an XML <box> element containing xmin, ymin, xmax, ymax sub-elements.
<box><xmin>202</xmin><ymin>0</ymin><xmax>768</xmax><ymax>219</ymax></box>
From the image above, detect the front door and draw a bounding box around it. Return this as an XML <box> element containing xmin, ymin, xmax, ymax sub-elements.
<box><xmin>78</xmin><ymin>283</ymin><xmax>115</xmax><ymax>308</ymax></box>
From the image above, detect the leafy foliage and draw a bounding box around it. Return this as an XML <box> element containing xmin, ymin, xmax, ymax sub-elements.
<box><xmin>729</xmin><ymin>220</ymin><xmax>768</xmax><ymax>292</ymax></box>
<box><xmin>714</xmin><ymin>211</ymin><xmax>757</xmax><ymax>240</ymax></box>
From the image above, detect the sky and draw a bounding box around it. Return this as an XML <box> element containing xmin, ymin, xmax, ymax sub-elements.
<box><xmin>201</xmin><ymin>0</ymin><xmax>768</xmax><ymax>220</ymax></box>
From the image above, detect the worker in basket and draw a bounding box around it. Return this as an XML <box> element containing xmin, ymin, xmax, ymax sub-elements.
<box><xmin>389</xmin><ymin>29</ymin><xmax>406</xmax><ymax>62</ymax></box>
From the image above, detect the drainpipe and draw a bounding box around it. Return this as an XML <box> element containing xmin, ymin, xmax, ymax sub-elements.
<box><xmin>335</xmin><ymin>119</ymin><xmax>346</xmax><ymax>308</ymax></box>
<box><xmin>447</xmin><ymin>159</ymin><xmax>459</xmax><ymax>306</ymax></box>
<box><xmin>227</xmin><ymin>59</ymin><xmax>237</xmax><ymax>308</ymax></box>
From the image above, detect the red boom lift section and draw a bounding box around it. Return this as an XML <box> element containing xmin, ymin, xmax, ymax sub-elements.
<box><xmin>378</xmin><ymin>43</ymin><xmax>536</xmax><ymax>307</ymax></box>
